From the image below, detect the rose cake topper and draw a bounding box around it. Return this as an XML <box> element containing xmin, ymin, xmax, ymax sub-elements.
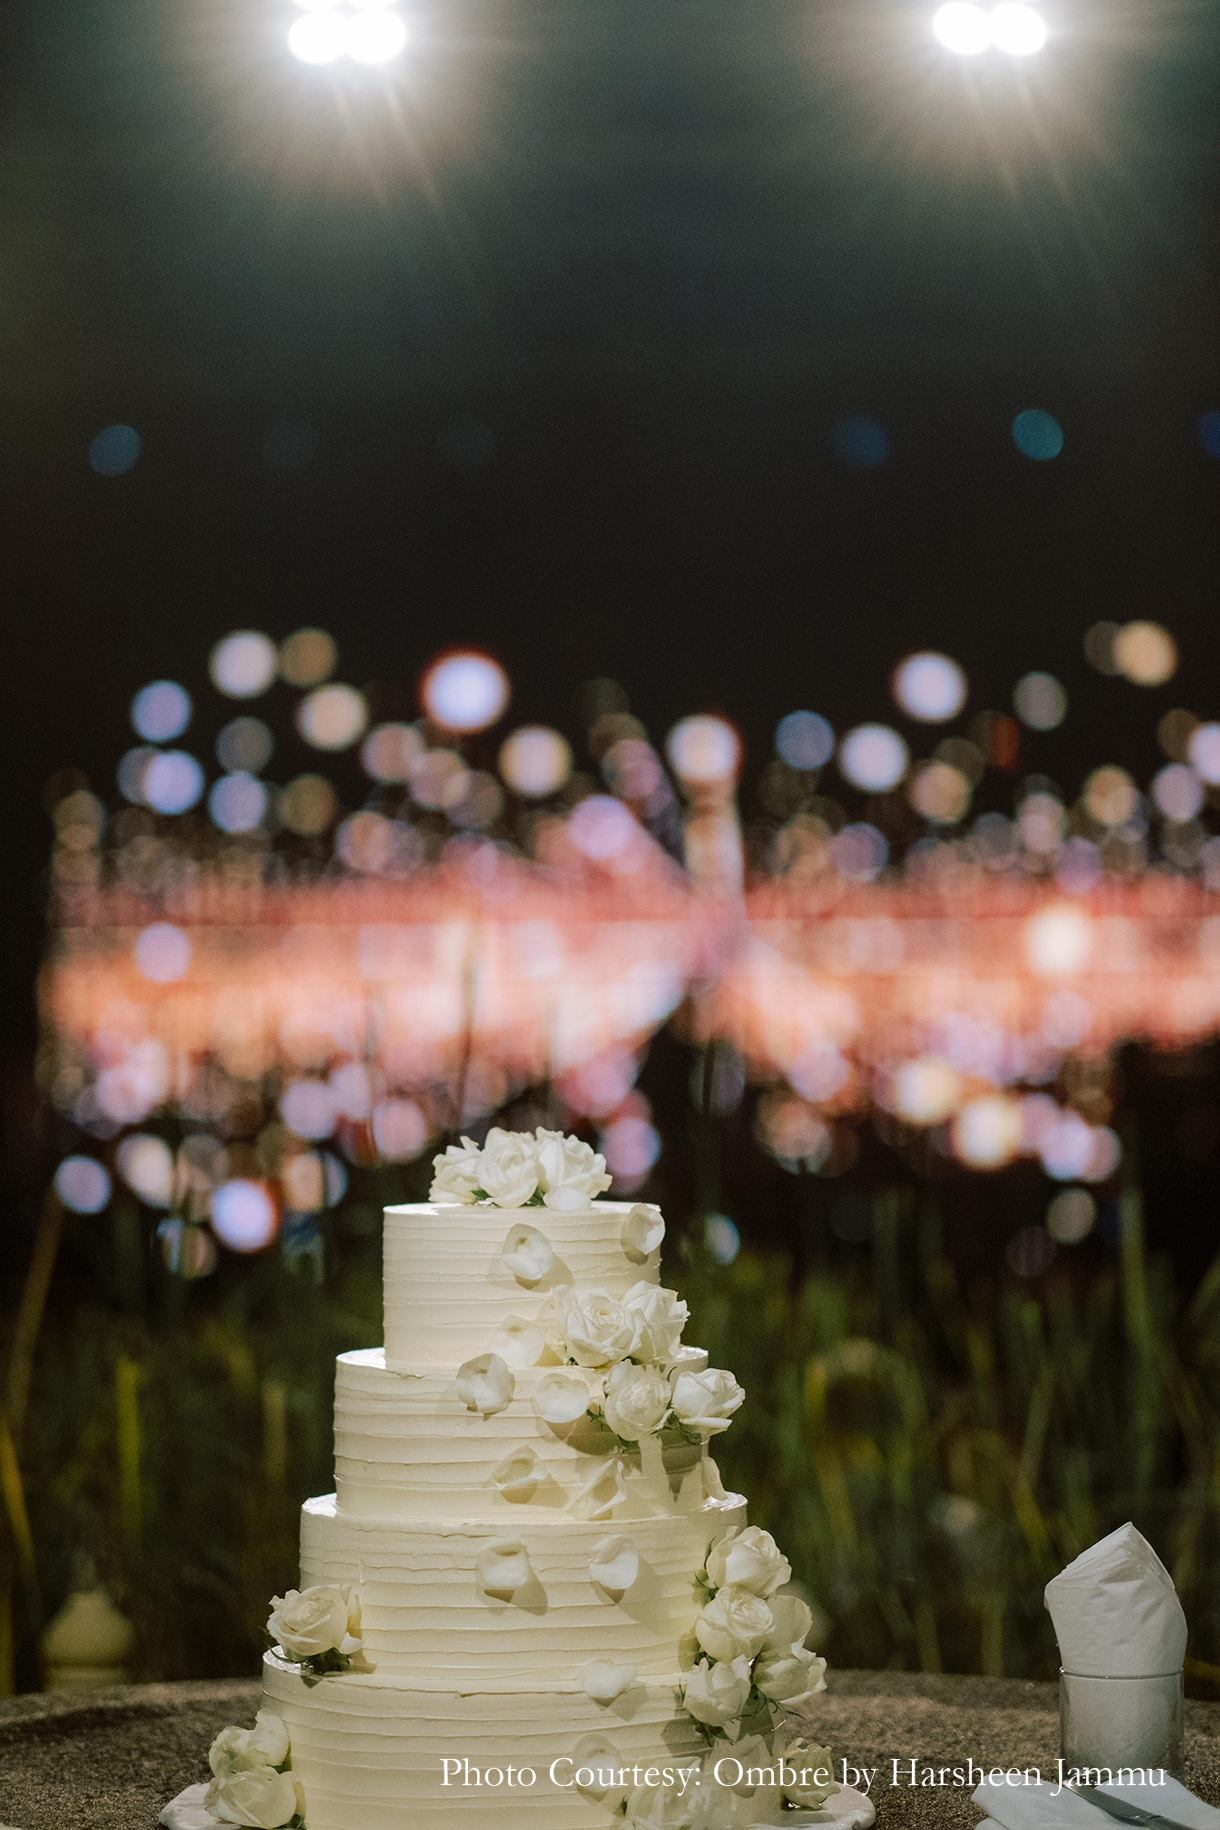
<box><xmin>430</xmin><ymin>1126</ymin><xmax>612</xmax><ymax>1210</ymax></box>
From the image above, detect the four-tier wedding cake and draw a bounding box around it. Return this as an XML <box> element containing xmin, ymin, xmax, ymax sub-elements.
<box><xmin>163</xmin><ymin>1129</ymin><xmax>832</xmax><ymax>1830</ymax></box>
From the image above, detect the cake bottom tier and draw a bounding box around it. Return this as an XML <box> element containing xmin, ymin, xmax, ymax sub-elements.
<box><xmin>263</xmin><ymin>1653</ymin><xmax>788</xmax><ymax>1830</ymax></box>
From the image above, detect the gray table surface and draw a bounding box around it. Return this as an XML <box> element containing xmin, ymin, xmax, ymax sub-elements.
<box><xmin>1</xmin><ymin>1669</ymin><xmax>1218</xmax><ymax>1830</ymax></box>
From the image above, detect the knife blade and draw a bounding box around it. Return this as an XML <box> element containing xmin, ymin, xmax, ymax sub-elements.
<box><xmin>1073</xmin><ymin>1784</ymin><xmax>1196</xmax><ymax>1830</ymax></box>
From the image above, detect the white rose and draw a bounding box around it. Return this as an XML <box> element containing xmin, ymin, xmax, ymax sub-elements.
<box><xmin>670</xmin><ymin>1367</ymin><xmax>744</xmax><ymax>1436</ymax></box>
<box><xmin>602</xmin><ymin>1361</ymin><xmax>671</xmax><ymax>1440</ymax></box>
<box><xmin>205</xmin><ymin>1767</ymin><xmax>302</xmax><ymax>1828</ymax></box>
<box><xmin>267</xmin><ymin>1585</ymin><xmax>359</xmax><ymax>1660</ymax></box>
<box><xmin>623</xmin><ymin>1282</ymin><xmax>688</xmax><ymax>1366</ymax></box>
<box><xmin>681</xmin><ymin>1654</ymin><xmax>752</xmax><ymax>1727</ymax></box>
<box><xmin>535</xmin><ymin>1128</ymin><xmax>613</xmax><ymax>1206</ymax></box>
<box><xmin>209</xmin><ymin>1710</ymin><xmax>290</xmax><ymax>1778</ymax></box>
<box><xmin>428</xmin><ymin>1137</ymin><xmax>482</xmax><ymax>1204</ymax></box>
<box><xmin>477</xmin><ymin>1128</ymin><xmax>538</xmax><ymax>1206</ymax></box>
<box><xmin>759</xmin><ymin>1592</ymin><xmax>813</xmax><ymax>1654</ymax></box>
<box><xmin>694</xmin><ymin>1585</ymin><xmax>773</xmax><ymax>1662</ymax></box>
<box><xmin>705</xmin><ymin>1527</ymin><xmax>790</xmax><ymax>1598</ymax></box>
<box><xmin>753</xmin><ymin>1645</ymin><xmax>826</xmax><ymax>1705</ymax></box>
<box><xmin>533</xmin><ymin>1370</ymin><xmax>593</xmax><ymax>1425</ymax></box>
<box><xmin>781</xmin><ymin>1740</ymin><xmax>835</xmax><ymax>1809</ymax></box>
<box><xmin>554</xmin><ymin>1286</ymin><xmax>642</xmax><ymax>1368</ymax></box>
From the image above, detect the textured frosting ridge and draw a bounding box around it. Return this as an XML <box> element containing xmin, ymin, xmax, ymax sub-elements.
<box><xmin>334</xmin><ymin>1348</ymin><xmax>711</xmax><ymax>1521</ymax></box>
<box><xmin>382</xmin><ymin>1201</ymin><xmax>660</xmax><ymax>1369</ymax></box>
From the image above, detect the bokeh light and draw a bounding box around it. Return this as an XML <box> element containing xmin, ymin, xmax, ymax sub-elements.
<box><xmin>499</xmin><ymin>726</ymin><xmax>573</xmax><ymax>797</ymax></box>
<box><xmin>117</xmin><ymin>1133</ymin><xmax>175</xmax><ymax>1207</ymax></box>
<box><xmin>1152</xmin><ymin>763</ymin><xmax>1204</xmax><ymax>822</ymax></box>
<box><xmin>1113</xmin><ymin>621</ymin><xmax>1178</xmax><ymax>687</ymax></box>
<box><xmin>1046</xmin><ymin>1187</ymin><xmax>1096</xmax><ymax>1244</ymax></box>
<box><xmin>288</xmin><ymin>10</ymin><xmax>347</xmax><ymax>60</ymax></box>
<box><xmin>892</xmin><ymin>1058</ymin><xmax>961</xmax><ymax>1126</ymax></box>
<box><xmin>832</xmin><ymin>416</ymin><xmax>890</xmax><ymax>467</ymax></box>
<box><xmin>210</xmin><ymin>631</ymin><xmax>277</xmax><ymax>699</ymax></box>
<box><xmin>142</xmin><ymin>750</ymin><xmax>205</xmax><ymax>815</ymax></box>
<box><xmin>703</xmin><ymin>1214</ymin><xmax>740</xmax><ymax>1265</ymax></box>
<box><xmin>409</xmin><ymin>749</ymin><xmax>469</xmax><ymax>811</ymax></box>
<box><xmin>279</xmin><ymin>775</ymin><xmax>337</xmax><ymax>835</ymax></box>
<box><xmin>209</xmin><ymin>772</ymin><xmax>268</xmax><ymax>834</ymax></box>
<box><xmin>569</xmin><ymin>795</ymin><xmax>637</xmax><ymax>860</ymax></box>
<box><xmin>601</xmin><ymin>1115</ymin><xmax>662</xmax><ymax>1179</ymax></box>
<box><xmin>775</xmin><ymin>711</ymin><xmax>835</xmax><ymax>770</ymax></box>
<box><xmin>838</xmin><ymin>723</ymin><xmax>909</xmax><ymax>791</ymax></box>
<box><xmin>132</xmin><ymin>681</ymin><xmax>192</xmax><ymax>742</ymax></box>
<box><xmin>422</xmin><ymin>651</ymin><xmax>510</xmax><ymax>733</ymax></box>
<box><xmin>135</xmin><ymin>922</ymin><xmax>191</xmax><ymax>983</ymax></box>
<box><xmin>279</xmin><ymin>628</ymin><xmax>337</xmax><ymax>688</ymax></box>
<box><xmin>89</xmin><ymin>424</ymin><xmax>141</xmax><ymax>477</ymax></box>
<box><xmin>932</xmin><ymin>3</ymin><xmax>991</xmax><ymax>53</ymax></box>
<box><xmin>361</xmin><ymin>723</ymin><xmax>424</xmax><ymax>782</ymax></box>
<box><xmin>55</xmin><ymin>1156</ymin><xmax>112</xmax><ymax>1214</ymax></box>
<box><xmin>1083</xmin><ymin>766</ymin><xmax>1138</xmax><ymax>828</ymax></box>
<box><xmin>449</xmin><ymin>771</ymin><xmax>505</xmax><ymax>830</ymax></box>
<box><xmin>830</xmin><ymin>823</ymin><xmax>889</xmax><ymax>881</ymax></box>
<box><xmin>1013</xmin><ymin>672</ymin><xmax>1067</xmax><ymax>731</ymax></box>
<box><xmin>1012</xmin><ymin>410</ymin><xmax>1063</xmax><ymax>461</ymax></box>
<box><xmin>989</xmin><ymin>3</ymin><xmax>1048</xmax><ymax>54</ymax></box>
<box><xmin>1025</xmin><ymin>905</ymin><xmax>1092</xmax><ymax>975</ymax></box>
<box><xmin>952</xmin><ymin>1095</ymin><xmax>1023</xmax><ymax>1169</ymax></box>
<box><xmin>909</xmin><ymin>760</ymin><xmax>971</xmax><ymax>825</ymax></box>
<box><xmin>892</xmin><ymin>653</ymin><xmax>967</xmax><ymax>723</ymax></box>
<box><xmin>281</xmin><ymin>1080</ymin><xmax>336</xmax><ymax>1140</ymax></box>
<box><xmin>216</xmin><ymin>717</ymin><xmax>273</xmax><ymax>773</ymax></box>
<box><xmin>1188</xmin><ymin>723</ymin><xmax>1220</xmax><ymax>785</ymax></box>
<box><xmin>210</xmin><ymin>1180</ymin><xmax>277</xmax><ymax>1252</ymax></box>
<box><xmin>371</xmin><ymin>1098</ymin><xmax>428</xmax><ymax>1161</ymax></box>
<box><xmin>297</xmin><ymin>683</ymin><xmax>369</xmax><ymax>750</ymax></box>
<box><xmin>665</xmin><ymin>715</ymin><xmax>741</xmax><ymax>785</ymax></box>
<box><xmin>118</xmin><ymin>746</ymin><xmax>157</xmax><ymax>803</ymax></box>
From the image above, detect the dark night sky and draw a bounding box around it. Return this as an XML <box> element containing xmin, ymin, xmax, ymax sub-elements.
<box><xmin>2</xmin><ymin>0</ymin><xmax>1218</xmax><ymax>1061</ymax></box>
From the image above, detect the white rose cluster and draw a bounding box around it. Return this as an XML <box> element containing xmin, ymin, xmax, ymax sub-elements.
<box><xmin>679</xmin><ymin>1529</ymin><xmax>826</xmax><ymax>1744</ymax></box>
<box><xmin>206</xmin><ymin>1709</ymin><xmax>303</xmax><ymax>1828</ymax></box>
<box><xmin>266</xmin><ymin>1583</ymin><xmax>362</xmax><ymax>1673</ymax></box>
<box><xmin>428</xmin><ymin>1127</ymin><xmax>611</xmax><ymax>1209</ymax></box>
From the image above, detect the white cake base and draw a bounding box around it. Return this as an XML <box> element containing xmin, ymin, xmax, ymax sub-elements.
<box><xmin>160</xmin><ymin>1780</ymin><xmax>876</xmax><ymax>1830</ymax></box>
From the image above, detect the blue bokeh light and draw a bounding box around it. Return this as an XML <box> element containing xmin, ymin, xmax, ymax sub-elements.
<box><xmin>89</xmin><ymin>424</ymin><xmax>142</xmax><ymax>476</ymax></box>
<box><xmin>132</xmin><ymin>680</ymin><xmax>192</xmax><ymax>743</ymax></box>
<box><xmin>1197</xmin><ymin>411</ymin><xmax>1220</xmax><ymax>459</ymax></box>
<box><xmin>1012</xmin><ymin>409</ymin><xmax>1063</xmax><ymax>461</ymax></box>
<box><xmin>832</xmin><ymin>416</ymin><xmax>891</xmax><ymax>468</ymax></box>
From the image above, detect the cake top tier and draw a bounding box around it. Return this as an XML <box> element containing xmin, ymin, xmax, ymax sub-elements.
<box><xmin>383</xmin><ymin>1129</ymin><xmax>664</xmax><ymax>1369</ymax></box>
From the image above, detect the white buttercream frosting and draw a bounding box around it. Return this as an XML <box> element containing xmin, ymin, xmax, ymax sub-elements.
<box><xmin>382</xmin><ymin>1201</ymin><xmax>660</xmax><ymax>1369</ymax></box>
<box><xmin>333</xmin><ymin>1349</ymin><xmax>710</xmax><ymax>1522</ymax></box>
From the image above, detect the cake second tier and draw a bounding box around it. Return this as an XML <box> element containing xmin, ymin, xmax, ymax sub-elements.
<box><xmin>382</xmin><ymin>1200</ymin><xmax>660</xmax><ymax>1368</ymax></box>
<box><xmin>335</xmin><ymin>1348</ymin><xmax>715</xmax><ymax>1522</ymax></box>
<box><xmin>300</xmin><ymin>1490</ymin><xmax>746</xmax><ymax>1684</ymax></box>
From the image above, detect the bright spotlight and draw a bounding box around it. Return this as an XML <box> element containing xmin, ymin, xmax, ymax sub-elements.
<box><xmin>288</xmin><ymin>10</ymin><xmax>347</xmax><ymax>60</ymax></box>
<box><xmin>346</xmin><ymin>8</ymin><xmax>407</xmax><ymax>58</ymax></box>
<box><xmin>989</xmin><ymin>3</ymin><xmax>1047</xmax><ymax>54</ymax></box>
<box><xmin>933</xmin><ymin>3</ymin><xmax>991</xmax><ymax>54</ymax></box>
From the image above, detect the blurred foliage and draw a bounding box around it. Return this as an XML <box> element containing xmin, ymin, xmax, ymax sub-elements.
<box><xmin>680</xmin><ymin>1189</ymin><xmax>1220</xmax><ymax>1688</ymax></box>
<box><xmin>10</xmin><ymin>1178</ymin><xmax>1220</xmax><ymax>1693</ymax></box>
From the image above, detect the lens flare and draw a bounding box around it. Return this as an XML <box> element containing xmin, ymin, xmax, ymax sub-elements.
<box><xmin>932</xmin><ymin>3</ymin><xmax>990</xmax><ymax>53</ymax></box>
<box><xmin>346</xmin><ymin>8</ymin><xmax>407</xmax><ymax>61</ymax></box>
<box><xmin>288</xmin><ymin>10</ymin><xmax>346</xmax><ymax>60</ymax></box>
<box><xmin>989</xmin><ymin>3</ymin><xmax>1047</xmax><ymax>54</ymax></box>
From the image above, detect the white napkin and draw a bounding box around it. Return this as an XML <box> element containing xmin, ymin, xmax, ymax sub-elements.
<box><xmin>974</xmin><ymin>1774</ymin><xmax>1220</xmax><ymax>1830</ymax></box>
<box><xmin>1045</xmin><ymin>1523</ymin><xmax>1187</xmax><ymax>1677</ymax></box>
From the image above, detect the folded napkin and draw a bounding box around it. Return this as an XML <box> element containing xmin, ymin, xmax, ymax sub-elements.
<box><xmin>974</xmin><ymin>1774</ymin><xmax>1220</xmax><ymax>1830</ymax></box>
<box><xmin>1046</xmin><ymin>1524</ymin><xmax>1187</xmax><ymax>1678</ymax></box>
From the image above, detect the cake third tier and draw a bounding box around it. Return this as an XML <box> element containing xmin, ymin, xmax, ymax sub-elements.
<box><xmin>382</xmin><ymin>1200</ymin><xmax>660</xmax><ymax>1368</ymax></box>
